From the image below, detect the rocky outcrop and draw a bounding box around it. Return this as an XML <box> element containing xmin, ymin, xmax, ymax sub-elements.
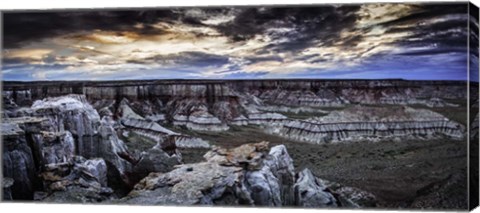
<box><xmin>32</xmin><ymin>131</ymin><xmax>75</xmax><ymax>165</ymax></box>
<box><xmin>121</xmin><ymin>141</ymin><xmax>378</xmax><ymax>207</ymax></box>
<box><xmin>272</xmin><ymin>106</ymin><xmax>465</xmax><ymax>143</ymax></box>
<box><xmin>244</xmin><ymin>144</ymin><xmax>296</xmax><ymax>206</ymax></box>
<box><xmin>31</xmin><ymin>95</ymin><xmax>132</xmax><ymax>178</ymax></box>
<box><xmin>122</xmin><ymin>162</ymin><xmax>248</xmax><ymax>205</ymax></box>
<box><xmin>294</xmin><ymin>168</ymin><xmax>337</xmax><ymax>208</ymax></box>
<box><xmin>121</xmin><ymin>142</ymin><xmax>296</xmax><ymax>206</ymax></box>
<box><xmin>332</xmin><ymin>185</ymin><xmax>377</xmax><ymax>208</ymax></box>
<box><xmin>96</xmin><ymin>116</ymin><xmax>132</xmax><ymax>176</ymax></box>
<box><xmin>31</xmin><ymin>94</ymin><xmax>101</xmax><ymax>156</ymax></box>
<box><xmin>39</xmin><ymin>156</ymin><xmax>113</xmax><ymax>203</ymax></box>
<box><xmin>293</xmin><ymin>168</ymin><xmax>376</xmax><ymax>208</ymax></box>
<box><xmin>131</xmin><ymin>145</ymin><xmax>182</xmax><ymax>183</ymax></box>
<box><xmin>2</xmin><ymin>123</ymin><xmax>36</xmax><ymax>200</ymax></box>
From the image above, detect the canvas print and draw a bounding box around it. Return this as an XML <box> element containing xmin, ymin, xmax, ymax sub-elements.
<box><xmin>1</xmin><ymin>2</ymin><xmax>479</xmax><ymax>210</ymax></box>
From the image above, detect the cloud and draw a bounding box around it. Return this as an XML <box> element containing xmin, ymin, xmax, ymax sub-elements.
<box><xmin>2</xmin><ymin>3</ymin><xmax>470</xmax><ymax>81</ymax></box>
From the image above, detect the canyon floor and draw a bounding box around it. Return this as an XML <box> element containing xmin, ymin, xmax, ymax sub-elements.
<box><xmin>173</xmin><ymin>125</ymin><xmax>467</xmax><ymax>209</ymax></box>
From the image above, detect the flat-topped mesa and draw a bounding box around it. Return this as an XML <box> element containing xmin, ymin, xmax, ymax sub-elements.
<box><xmin>273</xmin><ymin>106</ymin><xmax>465</xmax><ymax>144</ymax></box>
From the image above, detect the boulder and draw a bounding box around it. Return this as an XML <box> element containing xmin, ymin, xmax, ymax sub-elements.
<box><xmin>294</xmin><ymin>168</ymin><xmax>337</xmax><ymax>208</ymax></box>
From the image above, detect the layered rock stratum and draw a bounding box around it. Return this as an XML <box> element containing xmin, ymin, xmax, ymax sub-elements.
<box><xmin>270</xmin><ymin>105</ymin><xmax>465</xmax><ymax>144</ymax></box>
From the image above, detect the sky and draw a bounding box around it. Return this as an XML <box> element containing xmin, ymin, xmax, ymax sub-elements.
<box><xmin>1</xmin><ymin>3</ymin><xmax>476</xmax><ymax>81</ymax></box>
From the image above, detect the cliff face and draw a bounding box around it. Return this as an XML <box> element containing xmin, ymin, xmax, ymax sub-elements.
<box><xmin>3</xmin><ymin>79</ymin><xmax>467</xmax><ymax>107</ymax></box>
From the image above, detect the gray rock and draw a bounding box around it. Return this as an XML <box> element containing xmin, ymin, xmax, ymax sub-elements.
<box><xmin>2</xmin><ymin>178</ymin><xmax>14</xmax><ymax>200</ymax></box>
<box><xmin>245</xmin><ymin>144</ymin><xmax>296</xmax><ymax>206</ymax></box>
<box><xmin>131</xmin><ymin>145</ymin><xmax>182</xmax><ymax>183</ymax></box>
<box><xmin>333</xmin><ymin>186</ymin><xmax>377</xmax><ymax>208</ymax></box>
<box><xmin>294</xmin><ymin>168</ymin><xmax>337</xmax><ymax>208</ymax></box>
<box><xmin>31</xmin><ymin>94</ymin><xmax>101</xmax><ymax>157</ymax></box>
<box><xmin>121</xmin><ymin>162</ymin><xmax>248</xmax><ymax>205</ymax></box>
<box><xmin>2</xmin><ymin>133</ymin><xmax>36</xmax><ymax>200</ymax></box>
<box><xmin>122</xmin><ymin>142</ymin><xmax>297</xmax><ymax>206</ymax></box>
<box><xmin>275</xmin><ymin>106</ymin><xmax>465</xmax><ymax>144</ymax></box>
<box><xmin>40</xmin><ymin>157</ymin><xmax>113</xmax><ymax>203</ymax></box>
<box><xmin>32</xmin><ymin>131</ymin><xmax>75</xmax><ymax>165</ymax></box>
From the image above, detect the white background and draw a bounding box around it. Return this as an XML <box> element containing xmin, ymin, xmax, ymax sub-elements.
<box><xmin>0</xmin><ymin>0</ymin><xmax>479</xmax><ymax>212</ymax></box>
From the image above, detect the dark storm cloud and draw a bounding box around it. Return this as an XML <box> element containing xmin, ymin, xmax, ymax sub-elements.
<box><xmin>396</xmin><ymin>48</ymin><xmax>466</xmax><ymax>56</ymax></box>
<box><xmin>379</xmin><ymin>4</ymin><xmax>468</xmax><ymax>54</ymax></box>
<box><xmin>215</xmin><ymin>6</ymin><xmax>360</xmax><ymax>53</ymax></box>
<box><xmin>4</xmin><ymin>4</ymin><xmax>465</xmax><ymax>53</ymax></box>
<box><xmin>3</xmin><ymin>10</ymin><xmax>177</xmax><ymax>48</ymax></box>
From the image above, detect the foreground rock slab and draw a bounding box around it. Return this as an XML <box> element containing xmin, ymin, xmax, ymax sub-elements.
<box><xmin>120</xmin><ymin>142</ymin><xmax>296</xmax><ymax>206</ymax></box>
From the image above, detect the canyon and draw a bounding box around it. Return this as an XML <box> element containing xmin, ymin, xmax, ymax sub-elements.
<box><xmin>1</xmin><ymin>79</ymin><xmax>475</xmax><ymax>209</ymax></box>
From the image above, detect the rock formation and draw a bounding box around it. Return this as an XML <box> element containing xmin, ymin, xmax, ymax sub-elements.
<box><xmin>2</xmin><ymin>94</ymin><xmax>184</xmax><ymax>200</ymax></box>
<box><xmin>271</xmin><ymin>106</ymin><xmax>465</xmax><ymax>144</ymax></box>
<box><xmin>294</xmin><ymin>168</ymin><xmax>337</xmax><ymax>208</ymax></box>
<box><xmin>120</xmin><ymin>142</ymin><xmax>374</xmax><ymax>207</ymax></box>
<box><xmin>40</xmin><ymin>156</ymin><xmax>113</xmax><ymax>203</ymax></box>
<box><xmin>2</xmin><ymin>122</ymin><xmax>36</xmax><ymax>200</ymax></box>
<box><xmin>121</xmin><ymin>142</ymin><xmax>296</xmax><ymax>206</ymax></box>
